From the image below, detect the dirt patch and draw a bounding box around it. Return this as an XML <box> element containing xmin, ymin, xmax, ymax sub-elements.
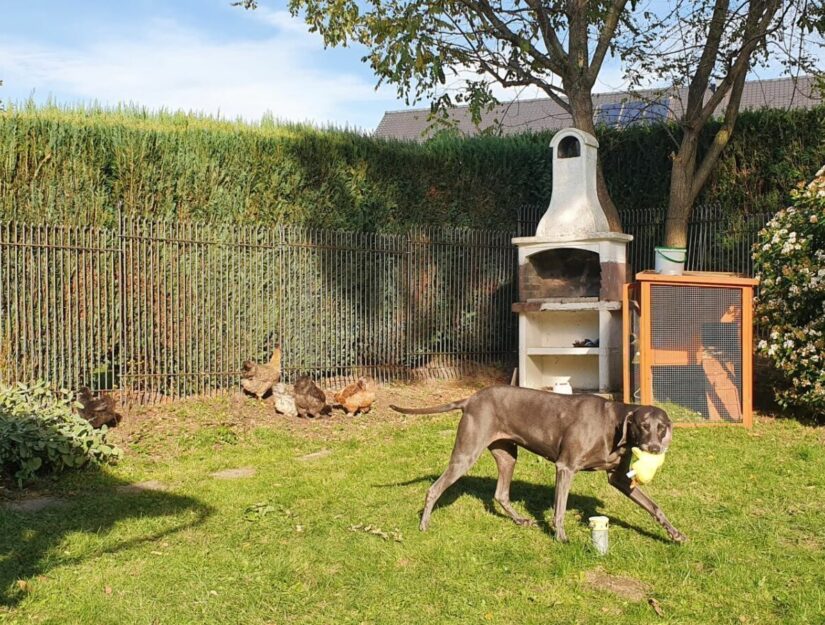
<box><xmin>110</xmin><ymin>376</ymin><xmax>509</xmax><ymax>451</ymax></box>
<box><xmin>210</xmin><ymin>467</ymin><xmax>257</xmax><ymax>479</ymax></box>
<box><xmin>272</xmin><ymin>376</ymin><xmax>500</xmax><ymax>442</ymax></box>
<box><xmin>116</xmin><ymin>480</ymin><xmax>169</xmax><ymax>494</ymax></box>
<box><xmin>4</xmin><ymin>496</ymin><xmax>65</xmax><ymax>513</ymax></box>
<box><xmin>584</xmin><ymin>568</ymin><xmax>650</xmax><ymax>602</ymax></box>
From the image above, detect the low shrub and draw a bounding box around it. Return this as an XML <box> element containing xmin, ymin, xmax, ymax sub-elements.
<box><xmin>0</xmin><ymin>381</ymin><xmax>122</xmax><ymax>485</ymax></box>
<box><xmin>753</xmin><ymin>166</ymin><xmax>825</xmax><ymax>421</ymax></box>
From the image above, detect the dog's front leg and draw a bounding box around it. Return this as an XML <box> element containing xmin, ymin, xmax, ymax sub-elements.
<box><xmin>608</xmin><ymin>472</ymin><xmax>687</xmax><ymax>543</ymax></box>
<box><xmin>553</xmin><ymin>465</ymin><xmax>575</xmax><ymax>542</ymax></box>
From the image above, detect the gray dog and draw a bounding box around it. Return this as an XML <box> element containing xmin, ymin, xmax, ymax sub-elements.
<box><xmin>391</xmin><ymin>385</ymin><xmax>686</xmax><ymax>543</ymax></box>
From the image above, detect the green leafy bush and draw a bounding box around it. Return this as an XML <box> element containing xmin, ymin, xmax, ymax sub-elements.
<box><xmin>753</xmin><ymin>166</ymin><xmax>825</xmax><ymax>420</ymax></box>
<box><xmin>0</xmin><ymin>381</ymin><xmax>122</xmax><ymax>485</ymax></box>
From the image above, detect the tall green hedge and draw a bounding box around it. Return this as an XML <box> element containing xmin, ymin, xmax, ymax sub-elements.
<box><xmin>0</xmin><ymin>103</ymin><xmax>822</xmax><ymax>230</ymax></box>
<box><xmin>598</xmin><ymin>105</ymin><xmax>825</xmax><ymax>216</ymax></box>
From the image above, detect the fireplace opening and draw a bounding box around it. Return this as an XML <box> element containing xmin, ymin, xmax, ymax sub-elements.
<box><xmin>525</xmin><ymin>248</ymin><xmax>600</xmax><ymax>299</ymax></box>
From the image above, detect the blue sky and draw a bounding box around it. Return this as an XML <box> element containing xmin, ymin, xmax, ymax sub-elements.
<box><xmin>0</xmin><ymin>1</ymin><xmax>813</xmax><ymax>131</ymax></box>
<box><xmin>0</xmin><ymin>0</ymin><xmax>412</xmax><ymax>130</ymax></box>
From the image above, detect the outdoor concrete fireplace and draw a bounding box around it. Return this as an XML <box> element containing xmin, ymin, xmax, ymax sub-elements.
<box><xmin>512</xmin><ymin>128</ymin><xmax>631</xmax><ymax>394</ymax></box>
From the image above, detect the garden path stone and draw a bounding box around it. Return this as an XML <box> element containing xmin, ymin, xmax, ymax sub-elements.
<box><xmin>298</xmin><ymin>449</ymin><xmax>331</xmax><ymax>461</ymax></box>
<box><xmin>117</xmin><ymin>480</ymin><xmax>169</xmax><ymax>494</ymax></box>
<box><xmin>210</xmin><ymin>467</ymin><xmax>257</xmax><ymax>479</ymax></box>
<box><xmin>5</xmin><ymin>496</ymin><xmax>64</xmax><ymax>513</ymax></box>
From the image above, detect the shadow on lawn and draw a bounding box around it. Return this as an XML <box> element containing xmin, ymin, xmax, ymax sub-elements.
<box><xmin>0</xmin><ymin>471</ymin><xmax>214</xmax><ymax>607</ymax></box>
<box><xmin>390</xmin><ymin>474</ymin><xmax>668</xmax><ymax>542</ymax></box>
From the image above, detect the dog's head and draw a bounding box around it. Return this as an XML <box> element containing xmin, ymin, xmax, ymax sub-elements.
<box><xmin>621</xmin><ymin>405</ymin><xmax>673</xmax><ymax>454</ymax></box>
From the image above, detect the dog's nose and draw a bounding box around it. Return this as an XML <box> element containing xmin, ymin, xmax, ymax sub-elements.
<box><xmin>646</xmin><ymin>444</ymin><xmax>662</xmax><ymax>454</ymax></box>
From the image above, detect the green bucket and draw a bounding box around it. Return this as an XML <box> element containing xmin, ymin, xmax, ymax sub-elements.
<box><xmin>654</xmin><ymin>246</ymin><xmax>687</xmax><ymax>275</ymax></box>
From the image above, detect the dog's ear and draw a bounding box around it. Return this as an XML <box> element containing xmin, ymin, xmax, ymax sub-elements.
<box><xmin>614</xmin><ymin>408</ymin><xmax>635</xmax><ymax>450</ymax></box>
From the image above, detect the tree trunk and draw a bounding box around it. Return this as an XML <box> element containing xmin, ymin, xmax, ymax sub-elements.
<box><xmin>568</xmin><ymin>93</ymin><xmax>623</xmax><ymax>232</ymax></box>
<box><xmin>665</xmin><ymin>133</ymin><xmax>699</xmax><ymax>247</ymax></box>
<box><xmin>596</xmin><ymin>165</ymin><xmax>622</xmax><ymax>233</ymax></box>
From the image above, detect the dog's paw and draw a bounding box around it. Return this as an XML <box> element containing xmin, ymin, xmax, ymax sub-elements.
<box><xmin>514</xmin><ymin>518</ymin><xmax>536</xmax><ymax>528</ymax></box>
<box><xmin>670</xmin><ymin>529</ymin><xmax>688</xmax><ymax>544</ymax></box>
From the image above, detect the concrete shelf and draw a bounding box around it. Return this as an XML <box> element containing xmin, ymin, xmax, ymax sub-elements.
<box><xmin>513</xmin><ymin>300</ymin><xmax>621</xmax><ymax>313</ymax></box>
<box><xmin>527</xmin><ymin>347</ymin><xmax>600</xmax><ymax>356</ymax></box>
<box><xmin>517</xmin><ymin>304</ymin><xmax>623</xmax><ymax>393</ymax></box>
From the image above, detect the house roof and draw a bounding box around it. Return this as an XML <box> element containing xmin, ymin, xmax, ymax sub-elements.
<box><xmin>374</xmin><ymin>76</ymin><xmax>821</xmax><ymax>142</ymax></box>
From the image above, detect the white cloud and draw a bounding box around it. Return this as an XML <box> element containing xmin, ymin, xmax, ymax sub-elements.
<box><xmin>0</xmin><ymin>17</ymin><xmax>399</xmax><ymax>129</ymax></box>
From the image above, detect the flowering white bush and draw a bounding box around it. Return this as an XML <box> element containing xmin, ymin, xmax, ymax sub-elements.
<box><xmin>753</xmin><ymin>165</ymin><xmax>825</xmax><ymax>419</ymax></box>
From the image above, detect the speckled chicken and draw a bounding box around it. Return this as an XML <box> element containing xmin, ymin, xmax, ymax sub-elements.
<box><xmin>334</xmin><ymin>378</ymin><xmax>376</xmax><ymax>416</ymax></box>
<box><xmin>241</xmin><ymin>345</ymin><xmax>282</xmax><ymax>399</ymax></box>
<box><xmin>77</xmin><ymin>387</ymin><xmax>122</xmax><ymax>428</ymax></box>
<box><xmin>293</xmin><ymin>376</ymin><xmax>328</xmax><ymax>418</ymax></box>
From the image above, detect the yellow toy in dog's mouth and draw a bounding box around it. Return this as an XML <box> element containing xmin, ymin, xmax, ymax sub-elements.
<box><xmin>626</xmin><ymin>446</ymin><xmax>666</xmax><ymax>485</ymax></box>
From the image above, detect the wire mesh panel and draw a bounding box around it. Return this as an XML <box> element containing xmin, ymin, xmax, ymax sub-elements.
<box><xmin>407</xmin><ymin>228</ymin><xmax>517</xmax><ymax>377</ymax></box>
<box><xmin>119</xmin><ymin>218</ymin><xmax>280</xmax><ymax>402</ymax></box>
<box><xmin>1</xmin><ymin>217</ymin><xmax>521</xmax><ymax>402</ymax></box>
<box><xmin>279</xmin><ymin>228</ymin><xmax>408</xmax><ymax>383</ymax></box>
<box><xmin>650</xmin><ymin>284</ymin><xmax>744</xmax><ymax>423</ymax></box>
<box><xmin>686</xmin><ymin>205</ymin><xmax>771</xmax><ymax>276</ymax></box>
<box><xmin>0</xmin><ymin>223</ymin><xmax>119</xmax><ymax>391</ymax></box>
<box><xmin>3</xmin><ymin>208</ymin><xmax>765</xmax><ymax>406</ymax></box>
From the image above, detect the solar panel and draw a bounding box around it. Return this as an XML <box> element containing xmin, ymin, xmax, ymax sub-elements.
<box><xmin>619</xmin><ymin>101</ymin><xmax>646</xmax><ymax>125</ymax></box>
<box><xmin>643</xmin><ymin>99</ymin><xmax>670</xmax><ymax>122</ymax></box>
<box><xmin>596</xmin><ymin>99</ymin><xmax>670</xmax><ymax>127</ymax></box>
<box><xmin>595</xmin><ymin>103</ymin><xmax>623</xmax><ymax>126</ymax></box>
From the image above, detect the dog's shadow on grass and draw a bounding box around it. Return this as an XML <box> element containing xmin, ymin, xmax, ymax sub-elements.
<box><xmin>0</xmin><ymin>470</ymin><xmax>214</xmax><ymax>608</ymax></box>
<box><xmin>387</xmin><ymin>475</ymin><xmax>668</xmax><ymax>542</ymax></box>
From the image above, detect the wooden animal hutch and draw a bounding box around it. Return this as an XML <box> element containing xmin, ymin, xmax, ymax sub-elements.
<box><xmin>623</xmin><ymin>271</ymin><xmax>758</xmax><ymax>427</ymax></box>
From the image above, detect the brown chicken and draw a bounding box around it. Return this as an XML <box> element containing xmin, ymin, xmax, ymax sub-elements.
<box><xmin>334</xmin><ymin>378</ymin><xmax>376</xmax><ymax>416</ymax></box>
<box><xmin>293</xmin><ymin>376</ymin><xmax>328</xmax><ymax>418</ymax></box>
<box><xmin>241</xmin><ymin>345</ymin><xmax>282</xmax><ymax>399</ymax></box>
<box><xmin>77</xmin><ymin>387</ymin><xmax>122</xmax><ymax>428</ymax></box>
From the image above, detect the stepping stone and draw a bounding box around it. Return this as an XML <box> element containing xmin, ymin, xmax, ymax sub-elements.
<box><xmin>298</xmin><ymin>449</ymin><xmax>331</xmax><ymax>461</ymax></box>
<box><xmin>209</xmin><ymin>467</ymin><xmax>257</xmax><ymax>479</ymax></box>
<box><xmin>116</xmin><ymin>480</ymin><xmax>169</xmax><ymax>494</ymax></box>
<box><xmin>5</xmin><ymin>496</ymin><xmax>64</xmax><ymax>513</ymax></box>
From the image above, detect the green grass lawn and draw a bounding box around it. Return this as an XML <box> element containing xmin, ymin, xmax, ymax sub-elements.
<box><xmin>1</xmin><ymin>381</ymin><xmax>824</xmax><ymax>625</ymax></box>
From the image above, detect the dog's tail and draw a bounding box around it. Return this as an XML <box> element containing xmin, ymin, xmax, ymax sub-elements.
<box><xmin>389</xmin><ymin>399</ymin><xmax>468</xmax><ymax>415</ymax></box>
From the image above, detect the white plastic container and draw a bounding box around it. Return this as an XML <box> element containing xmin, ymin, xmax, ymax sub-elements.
<box><xmin>654</xmin><ymin>246</ymin><xmax>687</xmax><ymax>275</ymax></box>
<box><xmin>588</xmin><ymin>515</ymin><xmax>609</xmax><ymax>555</ymax></box>
<box><xmin>552</xmin><ymin>378</ymin><xmax>573</xmax><ymax>394</ymax></box>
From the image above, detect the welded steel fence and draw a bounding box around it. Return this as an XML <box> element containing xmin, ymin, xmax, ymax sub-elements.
<box><xmin>0</xmin><ymin>217</ymin><xmax>517</xmax><ymax>402</ymax></box>
<box><xmin>518</xmin><ymin>203</ymin><xmax>772</xmax><ymax>276</ymax></box>
<box><xmin>0</xmin><ymin>223</ymin><xmax>120</xmax><ymax>394</ymax></box>
<box><xmin>1</xmin><ymin>207</ymin><xmax>768</xmax><ymax>403</ymax></box>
